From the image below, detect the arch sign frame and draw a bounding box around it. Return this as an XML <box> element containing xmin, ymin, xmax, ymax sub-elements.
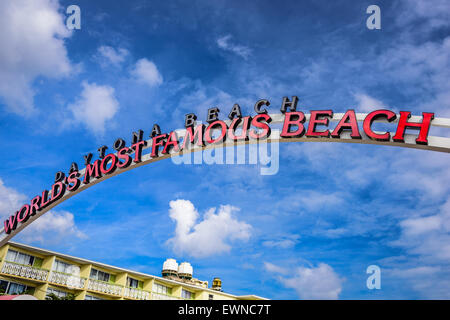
<box><xmin>1</xmin><ymin>96</ymin><xmax>450</xmax><ymax>246</ymax></box>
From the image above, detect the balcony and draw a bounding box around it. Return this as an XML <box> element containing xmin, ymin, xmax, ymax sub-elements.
<box><xmin>123</xmin><ymin>287</ymin><xmax>150</xmax><ymax>300</ymax></box>
<box><xmin>151</xmin><ymin>292</ymin><xmax>181</xmax><ymax>300</ymax></box>
<box><xmin>1</xmin><ymin>261</ymin><xmax>49</xmax><ymax>282</ymax></box>
<box><xmin>48</xmin><ymin>270</ymin><xmax>86</xmax><ymax>290</ymax></box>
<box><xmin>87</xmin><ymin>278</ymin><xmax>123</xmax><ymax>296</ymax></box>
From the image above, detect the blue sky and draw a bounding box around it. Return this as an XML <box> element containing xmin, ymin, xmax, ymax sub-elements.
<box><xmin>0</xmin><ymin>0</ymin><xmax>449</xmax><ymax>299</ymax></box>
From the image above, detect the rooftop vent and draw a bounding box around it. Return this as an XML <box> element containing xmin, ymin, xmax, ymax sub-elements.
<box><xmin>178</xmin><ymin>262</ymin><xmax>193</xmax><ymax>280</ymax></box>
<box><xmin>212</xmin><ymin>277</ymin><xmax>222</xmax><ymax>291</ymax></box>
<box><xmin>162</xmin><ymin>258</ymin><xmax>178</xmax><ymax>278</ymax></box>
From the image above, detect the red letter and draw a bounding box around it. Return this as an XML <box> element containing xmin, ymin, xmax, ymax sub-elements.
<box><xmin>205</xmin><ymin>120</ymin><xmax>228</xmax><ymax>144</ymax></box>
<box><xmin>249</xmin><ymin>114</ymin><xmax>272</xmax><ymax>140</ymax></box>
<box><xmin>131</xmin><ymin>140</ymin><xmax>147</xmax><ymax>163</ymax></box>
<box><xmin>29</xmin><ymin>195</ymin><xmax>41</xmax><ymax>216</ymax></box>
<box><xmin>117</xmin><ymin>147</ymin><xmax>132</xmax><ymax>168</ymax></box>
<box><xmin>228</xmin><ymin>116</ymin><xmax>251</xmax><ymax>141</ymax></box>
<box><xmin>182</xmin><ymin>124</ymin><xmax>204</xmax><ymax>150</ymax></box>
<box><xmin>100</xmin><ymin>154</ymin><xmax>118</xmax><ymax>174</ymax></box>
<box><xmin>16</xmin><ymin>205</ymin><xmax>30</xmax><ymax>223</ymax></box>
<box><xmin>280</xmin><ymin>112</ymin><xmax>305</xmax><ymax>138</ymax></box>
<box><xmin>363</xmin><ymin>109</ymin><xmax>397</xmax><ymax>141</ymax></box>
<box><xmin>151</xmin><ymin>134</ymin><xmax>167</xmax><ymax>157</ymax></box>
<box><xmin>67</xmin><ymin>171</ymin><xmax>81</xmax><ymax>192</ymax></box>
<box><xmin>306</xmin><ymin>110</ymin><xmax>333</xmax><ymax>137</ymax></box>
<box><xmin>331</xmin><ymin>110</ymin><xmax>361</xmax><ymax>139</ymax></box>
<box><xmin>162</xmin><ymin>131</ymin><xmax>180</xmax><ymax>154</ymax></box>
<box><xmin>392</xmin><ymin>111</ymin><xmax>434</xmax><ymax>145</ymax></box>
<box><xmin>50</xmin><ymin>182</ymin><xmax>66</xmax><ymax>202</ymax></box>
<box><xmin>4</xmin><ymin>213</ymin><xmax>19</xmax><ymax>234</ymax></box>
<box><xmin>40</xmin><ymin>190</ymin><xmax>51</xmax><ymax>209</ymax></box>
<box><xmin>84</xmin><ymin>160</ymin><xmax>102</xmax><ymax>184</ymax></box>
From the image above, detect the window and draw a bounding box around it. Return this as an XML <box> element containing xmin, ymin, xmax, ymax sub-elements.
<box><xmin>0</xmin><ymin>280</ymin><xmax>9</xmax><ymax>294</ymax></box>
<box><xmin>90</xmin><ymin>268</ymin><xmax>110</xmax><ymax>282</ymax></box>
<box><xmin>0</xmin><ymin>279</ymin><xmax>33</xmax><ymax>295</ymax></box>
<box><xmin>208</xmin><ymin>294</ymin><xmax>214</xmax><ymax>300</ymax></box>
<box><xmin>181</xmin><ymin>289</ymin><xmax>194</xmax><ymax>299</ymax></box>
<box><xmin>53</xmin><ymin>259</ymin><xmax>79</xmax><ymax>275</ymax></box>
<box><xmin>153</xmin><ymin>283</ymin><xmax>170</xmax><ymax>295</ymax></box>
<box><xmin>126</xmin><ymin>277</ymin><xmax>139</xmax><ymax>288</ymax></box>
<box><xmin>46</xmin><ymin>287</ymin><xmax>68</xmax><ymax>299</ymax></box>
<box><xmin>6</xmin><ymin>250</ymin><xmax>34</xmax><ymax>266</ymax></box>
<box><xmin>7</xmin><ymin>282</ymin><xmax>27</xmax><ymax>295</ymax></box>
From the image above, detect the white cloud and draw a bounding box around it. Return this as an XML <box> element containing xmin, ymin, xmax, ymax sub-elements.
<box><xmin>265</xmin><ymin>262</ymin><xmax>344</xmax><ymax>299</ymax></box>
<box><xmin>68</xmin><ymin>81</ymin><xmax>120</xmax><ymax>135</ymax></box>
<box><xmin>19</xmin><ymin>210</ymin><xmax>87</xmax><ymax>244</ymax></box>
<box><xmin>166</xmin><ymin>199</ymin><xmax>251</xmax><ymax>258</ymax></box>
<box><xmin>96</xmin><ymin>46</ymin><xmax>129</xmax><ymax>67</ymax></box>
<box><xmin>398</xmin><ymin>0</ymin><xmax>450</xmax><ymax>31</ymax></box>
<box><xmin>377</xmin><ymin>37</ymin><xmax>450</xmax><ymax>115</ymax></box>
<box><xmin>262</xmin><ymin>234</ymin><xmax>300</xmax><ymax>249</ymax></box>
<box><xmin>384</xmin><ymin>263</ymin><xmax>450</xmax><ymax>299</ymax></box>
<box><xmin>217</xmin><ymin>35</ymin><xmax>252</xmax><ymax>59</ymax></box>
<box><xmin>389</xmin><ymin>266</ymin><xmax>441</xmax><ymax>278</ymax></box>
<box><xmin>353</xmin><ymin>93</ymin><xmax>389</xmax><ymax>113</ymax></box>
<box><xmin>262</xmin><ymin>239</ymin><xmax>296</xmax><ymax>249</ymax></box>
<box><xmin>400</xmin><ymin>215</ymin><xmax>441</xmax><ymax>237</ymax></box>
<box><xmin>279</xmin><ymin>191</ymin><xmax>346</xmax><ymax>213</ymax></box>
<box><xmin>0</xmin><ymin>179</ymin><xmax>85</xmax><ymax>245</ymax></box>
<box><xmin>263</xmin><ymin>262</ymin><xmax>289</xmax><ymax>275</ymax></box>
<box><xmin>392</xmin><ymin>199</ymin><xmax>450</xmax><ymax>262</ymax></box>
<box><xmin>0</xmin><ymin>0</ymin><xmax>73</xmax><ymax>115</ymax></box>
<box><xmin>173</xmin><ymin>81</ymin><xmax>245</xmax><ymax>119</ymax></box>
<box><xmin>0</xmin><ymin>179</ymin><xmax>27</xmax><ymax>221</ymax></box>
<box><xmin>131</xmin><ymin>58</ymin><xmax>163</xmax><ymax>87</ymax></box>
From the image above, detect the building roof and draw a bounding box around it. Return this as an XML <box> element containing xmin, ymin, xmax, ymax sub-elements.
<box><xmin>7</xmin><ymin>241</ymin><xmax>267</xmax><ymax>300</ymax></box>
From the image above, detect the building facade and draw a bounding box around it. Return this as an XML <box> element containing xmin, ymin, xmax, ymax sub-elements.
<box><xmin>0</xmin><ymin>242</ymin><xmax>265</xmax><ymax>301</ymax></box>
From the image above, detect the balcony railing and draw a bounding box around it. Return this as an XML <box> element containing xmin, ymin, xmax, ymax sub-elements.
<box><xmin>151</xmin><ymin>292</ymin><xmax>181</xmax><ymax>300</ymax></box>
<box><xmin>48</xmin><ymin>270</ymin><xmax>86</xmax><ymax>289</ymax></box>
<box><xmin>87</xmin><ymin>278</ymin><xmax>123</xmax><ymax>296</ymax></box>
<box><xmin>1</xmin><ymin>261</ymin><xmax>49</xmax><ymax>282</ymax></box>
<box><xmin>123</xmin><ymin>287</ymin><xmax>150</xmax><ymax>300</ymax></box>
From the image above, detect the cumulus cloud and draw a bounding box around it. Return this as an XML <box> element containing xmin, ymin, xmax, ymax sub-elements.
<box><xmin>166</xmin><ymin>199</ymin><xmax>251</xmax><ymax>258</ymax></box>
<box><xmin>0</xmin><ymin>179</ymin><xmax>27</xmax><ymax>221</ymax></box>
<box><xmin>265</xmin><ymin>262</ymin><xmax>344</xmax><ymax>299</ymax></box>
<box><xmin>217</xmin><ymin>35</ymin><xmax>252</xmax><ymax>59</ymax></box>
<box><xmin>131</xmin><ymin>58</ymin><xmax>163</xmax><ymax>87</ymax></box>
<box><xmin>68</xmin><ymin>81</ymin><xmax>120</xmax><ymax>135</ymax></box>
<box><xmin>0</xmin><ymin>0</ymin><xmax>73</xmax><ymax>115</ymax></box>
<box><xmin>96</xmin><ymin>46</ymin><xmax>129</xmax><ymax>67</ymax></box>
<box><xmin>19</xmin><ymin>210</ymin><xmax>87</xmax><ymax>244</ymax></box>
<box><xmin>0</xmin><ymin>179</ymin><xmax>85</xmax><ymax>245</ymax></box>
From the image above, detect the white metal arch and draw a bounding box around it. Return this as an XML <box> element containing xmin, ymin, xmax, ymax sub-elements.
<box><xmin>1</xmin><ymin>112</ymin><xmax>449</xmax><ymax>246</ymax></box>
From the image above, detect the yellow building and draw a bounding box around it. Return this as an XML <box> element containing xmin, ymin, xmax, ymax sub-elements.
<box><xmin>0</xmin><ymin>242</ymin><xmax>265</xmax><ymax>300</ymax></box>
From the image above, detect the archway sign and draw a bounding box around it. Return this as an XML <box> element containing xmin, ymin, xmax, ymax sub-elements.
<box><xmin>1</xmin><ymin>96</ymin><xmax>450</xmax><ymax>246</ymax></box>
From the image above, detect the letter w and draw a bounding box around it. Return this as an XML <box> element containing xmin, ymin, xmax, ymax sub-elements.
<box><xmin>4</xmin><ymin>213</ymin><xmax>18</xmax><ymax>234</ymax></box>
